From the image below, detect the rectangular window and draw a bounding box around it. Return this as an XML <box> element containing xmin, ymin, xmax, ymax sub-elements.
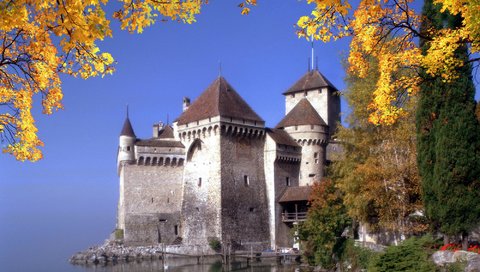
<box><xmin>309</xmin><ymin>174</ymin><xmax>316</xmax><ymax>177</ymax></box>
<box><xmin>311</xmin><ymin>125</ymin><xmax>314</xmax><ymax>130</ymax></box>
<box><xmin>314</xmin><ymin>152</ymin><xmax>318</xmax><ymax>158</ymax></box>
<box><xmin>244</xmin><ymin>175</ymin><xmax>249</xmax><ymax>186</ymax></box>
<box><xmin>249</xmin><ymin>207</ymin><xmax>255</xmax><ymax>212</ymax></box>
<box><xmin>295</xmin><ymin>125</ymin><xmax>298</xmax><ymax>131</ymax></box>
<box><xmin>304</xmin><ymin>91</ymin><xmax>308</xmax><ymax>97</ymax></box>
<box><xmin>174</xmin><ymin>225</ymin><xmax>178</xmax><ymax>236</ymax></box>
<box><xmin>286</xmin><ymin>177</ymin><xmax>291</xmax><ymax>187</ymax></box>
<box><xmin>127</xmin><ymin>146</ymin><xmax>131</xmax><ymax>151</ymax></box>
<box><xmin>198</xmin><ymin>178</ymin><xmax>202</xmax><ymax>187</ymax></box>
<box><xmin>291</xmin><ymin>94</ymin><xmax>295</xmax><ymax>98</ymax></box>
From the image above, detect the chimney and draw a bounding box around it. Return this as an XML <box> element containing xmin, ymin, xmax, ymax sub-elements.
<box><xmin>183</xmin><ymin>97</ymin><xmax>191</xmax><ymax>112</ymax></box>
<box><xmin>152</xmin><ymin>122</ymin><xmax>164</xmax><ymax>138</ymax></box>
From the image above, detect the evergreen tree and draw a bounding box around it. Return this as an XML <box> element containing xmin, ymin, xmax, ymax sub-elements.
<box><xmin>416</xmin><ymin>0</ymin><xmax>480</xmax><ymax>246</ymax></box>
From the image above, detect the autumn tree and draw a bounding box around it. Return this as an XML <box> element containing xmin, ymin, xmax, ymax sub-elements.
<box><xmin>296</xmin><ymin>0</ymin><xmax>480</xmax><ymax>125</ymax></box>
<box><xmin>416</xmin><ymin>0</ymin><xmax>480</xmax><ymax>248</ymax></box>
<box><xmin>0</xmin><ymin>0</ymin><xmax>222</xmax><ymax>162</ymax></box>
<box><xmin>333</xmin><ymin>53</ymin><xmax>425</xmax><ymax>244</ymax></box>
<box><xmin>299</xmin><ymin>178</ymin><xmax>351</xmax><ymax>269</ymax></box>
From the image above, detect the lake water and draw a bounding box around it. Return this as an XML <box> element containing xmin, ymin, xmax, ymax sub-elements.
<box><xmin>0</xmin><ymin>180</ymin><xmax>311</xmax><ymax>272</ymax></box>
<box><xmin>71</xmin><ymin>257</ymin><xmax>307</xmax><ymax>272</ymax></box>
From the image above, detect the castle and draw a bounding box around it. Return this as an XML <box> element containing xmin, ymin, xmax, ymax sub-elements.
<box><xmin>116</xmin><ymin>69</ymin><xmax>341</xmax><ymax>252</ymax></box>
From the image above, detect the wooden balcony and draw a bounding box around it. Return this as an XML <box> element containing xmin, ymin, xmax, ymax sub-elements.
<box><xmin>281</xmin><ymin>212</ymin><xmax>307</xmax><ymax>222</ymax></box>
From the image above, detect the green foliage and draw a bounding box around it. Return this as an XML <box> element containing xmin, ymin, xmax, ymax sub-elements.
<box><xmin>114</xmin><ymin>229</ymin><xmax>124</xmax><ymax>240</ymax></box>
<box><xmin>340</xmin><ymin>239</ymin><xmax>380</xmax><ymax>271</ymax></box>
<box><xmin>299</xmin><ymin>179</ymin><xmax>351</xmax><ymax>269</ymax></box>
<box><xmin>208</xmin><ymin>237</ymin><xmax>222</xmax><ymax>252</ymax></box>
<box><xmin>334</xmin><ymin>51</ymin><xmax>425</xmax><ymax>236</ymax></box>
<box><xmin>368</xmin><ymin>235</ymin><xmax>437</xmax><ymax>272</ymax></box>
<box><xmin>417</xmin><ymin>0</ymin><xmax>480</xmax><ymax>237</ymax></box>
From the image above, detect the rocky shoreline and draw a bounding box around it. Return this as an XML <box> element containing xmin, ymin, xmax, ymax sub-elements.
<box><xmin>69</xmin><ymin>241</ymin><xmax>186</xmax><ymax>265</ymax></box>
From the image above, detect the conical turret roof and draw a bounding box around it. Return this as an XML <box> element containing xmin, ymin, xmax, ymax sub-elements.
<box><xmin>120</xmin><ymin>117</ymin><xmax>136</xmax><ymax>137</ymax></box>
<box><xmin>176</xmin><ymin>76</ymin><xmax>263</xmax><ymax>125</ymax></box>
<box><xmin>283</xmin><ymin>70</ymin><xmax>337</xmax><ymax>95</ymax></box>
<box><xmin>276</xmin><ymin>98</ymin><xmax>327</xmax><ymax>128</ymax></box>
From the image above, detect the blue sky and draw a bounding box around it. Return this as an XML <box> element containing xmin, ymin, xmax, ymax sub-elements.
<box><xmin>1</xmin><ymin>1</ymin><xmax>352</xmax><ymax>184</ymax></box>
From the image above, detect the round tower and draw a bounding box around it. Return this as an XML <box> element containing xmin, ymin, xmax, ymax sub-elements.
<box><xmin>117</xmin><ymin>115</ymin><xmax>136</xmax><ymax>171</ymax></box>
<box><xmin>276</xmin><ymin>98</ymin><xmax>329</xmax><ymax>186</ymax></box>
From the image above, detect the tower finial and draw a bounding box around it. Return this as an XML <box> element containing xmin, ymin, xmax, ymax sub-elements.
<box><xmin>167</xmin><ymin>114</ymin><xmax>170</xmax><ymax>125</ymax></box>
<box><xmin>218</xmin><ymin>61</ymin><xmax>222</xmax><ymax>78</ymax></box>
<box><xmin>126</xmin><ymin>104</ymin><xmax>129</xmax><ymax>118</ymax></box>
<box><xmin>316</xmin><ymin>56</ymin><xmax>319</xmax><ymax>71</ymax></box>
<box><xmin>311</xmin><ymin>35</ymin><xmax>314</xmax><ymax>72</ymax></box>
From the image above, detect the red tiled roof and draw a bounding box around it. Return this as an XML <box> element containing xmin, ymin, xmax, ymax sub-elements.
<box><xmin>136</xmin><ymin>139</ymin><xmax>184</xmax><ymax>148</ymax></box>
<box><xmin>283</xmin><ymin>70</ymin><xmax>338</xmax><ymax>95</ymax></box>
<box><xmin>176</xmin><ymin>77</ymin><xmax>264</xmax><ymax>125</ymax></box>
<box><xmin>278</xmin><ymin>186</ymin><xmax>312</xmax><ymax>202</ymax></box>
<box><xmin>158</xmin><ymin>126</ymin><xmax>174</xmax><ymax>139</ymax></box>
<box><xmin>266</xmin><ymin>128</ymin><xmax>300</xmax><ymax>147</ymax></box>
<box><xmin>276</xmin><ymin>98</ymin><xmax>327</xmax><ymax>128</ymax></box>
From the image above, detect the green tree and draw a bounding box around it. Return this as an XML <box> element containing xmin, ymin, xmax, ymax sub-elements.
<box><xmin>368</xmin><ymin>235</ymin><xmax>437</xmax><ymax>272</ymax></box>
<box><xmin>299</xmin><ymin>179</ymin><xmax>351</xmax><ymax>269</ymax></box>
<box><xmin>416</xmin><ymin>0</ymin><xmax>480</xmax><ymax>248</ymax></box>
<box><xmin>334</xmin><ymin>54</ymin><xmax>425</xmax><ymax>242</ymax></box>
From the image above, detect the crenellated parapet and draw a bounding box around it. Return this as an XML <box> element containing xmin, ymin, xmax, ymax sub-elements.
<box><xmin>136</xmin><ymin>155</ymin><xmax>185</xmax><ymax>166</ymax></box>
<box><xmin>220</xmin><ymin>123</ymin><xmax>265</xmax><ymax>138</ymax></box>
<box><xmin>295</xmin><ymin>138</ymin><xmax>328</xmax><ymax>146</ymax></box>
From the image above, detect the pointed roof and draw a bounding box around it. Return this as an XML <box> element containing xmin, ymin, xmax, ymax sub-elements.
<box><xmin>120</xmin><ymin>117</ymin><xmax>136</xmax><ymax>137</ymax></box>
<box><xmin>158</xmin><ymin>125</ymin><xmax>174</xmax><ymax>139</ymax></box>
<box><xmin>283</xmin><ymin>70</ymin><xmax>338</xmax><ymax>95</ymax></box>
<box><xmin>276</xmin><ymin>98</ymin><xmax>327</xmax><ymax>128</ymax></box>
<box><xmin>176</xmin><ymin>77</ymin><xmax>264</xmax><ymax>125</ymax></box>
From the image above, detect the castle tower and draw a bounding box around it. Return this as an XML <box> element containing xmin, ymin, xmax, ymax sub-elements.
<box><xmin>276</xmin><ymin>98</ymin><xmax>328</xmax><ymax>185</ymax></box>
<box><xmin>283</xmin><ymin>70</ymin><xmax>340</xmax><ymax>137</ymax></box>
<box><xmin>175</xmin><ymin>76</ymin><xmax>270</xmax><ymax>250</ymax></box>
<box><xmin>117</xmin><ymin>114</ymin><xmax>136</xmax><ymax>172</ymax></box>
<box><xmin>116</xmin><ymin>114</ymin><xmax>136</xmax><ymax>231</ymax></box>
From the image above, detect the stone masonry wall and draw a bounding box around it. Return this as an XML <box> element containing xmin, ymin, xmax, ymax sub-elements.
<box><xmin>220</xmin><ymin>134</ymin><xmax>270</xmax><ymax>251</ymax></box>
<box><xmin>181</xmin><ymin>134</ymin><xmax>222</xmax><ymax>246</ymax></box>
<box><xmin>274</xmin><ymin>161</ymin><xmax>300</xmax><ymax>247</ymax></box>
<box><xmin>122</xmin><ymin>164</ymin><xmax>183</xmax><ymax>246</ymax></box>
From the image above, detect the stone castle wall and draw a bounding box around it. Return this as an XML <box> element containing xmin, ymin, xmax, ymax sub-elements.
<box><xmin>122</xmin><ymin>164</ymin><xmax>184</xmax><ymax>245</ymax></box>
<box><xmin>181</xmin><ymin>133</ymin><xmax>222</xmax><ymax>246</ymax></box>
<box><xmin>273</xmin><ymin>161</ymin><xmax>300</xmax><ymax>247</ymax></box>
<box><xmin>220</xmin><ymin>133</ymin><xmax>270</xmax><ymax>251</ymax></box>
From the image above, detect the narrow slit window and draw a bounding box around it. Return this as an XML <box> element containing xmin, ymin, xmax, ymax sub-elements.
<box><xmin>249</xmin><ymin>207</ymin><xmax>255</xmax><ymax>212</ymax></box>
<box><xmin>174</xmin><ymin>225</ymin><xmax>178</xmax><ymax>236</ymax></box>
<box><xmin>286</xmin><ymin>177</ymin><xmax>291</xmax><ymax>187</ymax></box>
<box><xmin>198</xmin><ymin>177</ymin><xmax>202</xmax><ymax>187</ymax></box>
<box><xmin>244</xmin><ymin>175</ymin><xmax>250</xmax><ymax>186</ymax></box>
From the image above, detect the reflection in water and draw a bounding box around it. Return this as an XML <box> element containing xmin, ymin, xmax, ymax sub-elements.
<box><xmin>77</xmin><ymin>256</ymin><xmax>308</xmax><ymax>272</ymax></box>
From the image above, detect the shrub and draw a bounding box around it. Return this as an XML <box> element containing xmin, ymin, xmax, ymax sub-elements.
<box><xmin>340</xmin><ymin>239</ymin><xmax>380</xmax><ymax>271</ymax></box>
<box><xmin>208</xmin><ymin>237</ymin><xmax>221</xmax><ymax>252</ymax></box>
<box><xmin>114</xmin><ymin>229</ymin><xmax>124</xmax><ymax>240</ymax></box>
<box><xmin>368</xmin><ymin>235</ymin><xmax>437</xmax><ymax>272</ymax></box>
